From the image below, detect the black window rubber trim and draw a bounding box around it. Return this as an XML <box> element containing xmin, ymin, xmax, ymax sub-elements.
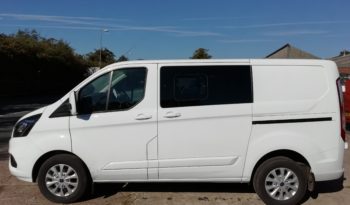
<box><xmin>252</xmin><ymin>117</ymin><xmax>332</xmax><ymax>125</ymax></box>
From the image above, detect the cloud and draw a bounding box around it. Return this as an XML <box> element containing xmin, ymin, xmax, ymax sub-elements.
<box><xmin>222</xmin><ymin>20</ymin><xmax>350</xmax><ymax>29</ymax></box>
<box><xmin>218</xmin><ymin>39</ymin><xmax>276</xmax><ymax>43</ymax></box>
<box><xmin>0</xmin><ymin>24</ymin><xmax>103</xmax><ymax>31</ymax></box>
<box><xmin>0</xmin><ymin>13</ymin><xmax>127</xmax><ymax>29</ymax></box>
<box><xmin>183</xmin><ymin>16</ymin><xmax>249</xmax><ymax>21</ymax></box>
<box><xmin>323</xmin><ymin>34</ymin><xmax>348</xmax><ymax>38</ymax></box>
<box><xmin>0</xmin><ymin>13</ymin><xmax>129</xmax><ymax>23</ymax></box>
<box><xmin>264</xmin><ymin>30</ymin><xmax>329</xmax><ymax>36</ymax></box>
<box><xmin>101</xmin><ymin>24</ymin><xmax>222</xmax><ymax>36</ymax></box>
<box><xmin>0</xmin><ymin>13</ymin><xmax>222</xmax><ymax>37</ymax></box>
<box><xmin>94</xmin><ymin>25</ymin><xmax>223</xmax><ymax>37</ymax></box>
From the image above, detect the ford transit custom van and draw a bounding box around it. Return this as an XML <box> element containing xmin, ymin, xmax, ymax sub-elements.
<box><xmin>9</xmin><ymin>59</ymin><xmax>347</xmax><ymax>204</ymax></box>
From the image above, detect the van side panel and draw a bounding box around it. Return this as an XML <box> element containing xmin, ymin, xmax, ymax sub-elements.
<box><xmin>243</xmin><ymin>60</ymin><xmax>344</xmax><ymax>182</ymax></box>
<box><xmin>252</xmin><ymin>65</ymin><xmax>331</xmax><ymax>115</ymax></box>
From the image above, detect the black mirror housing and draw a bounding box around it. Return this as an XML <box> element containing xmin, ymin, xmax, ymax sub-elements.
<box><xmin>77</xmin><ymin>96</ymin><xmax>93</xmax><ymax>115</ymax></box>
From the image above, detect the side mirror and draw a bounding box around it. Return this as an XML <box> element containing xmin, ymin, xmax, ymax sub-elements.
<box><xmin>77</xmin><ymin>96</ymin><xmax>93</xmax><ymax>114</ymax></box>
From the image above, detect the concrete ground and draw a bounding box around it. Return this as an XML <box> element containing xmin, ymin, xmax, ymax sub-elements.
<box><xmin>0</xmin><ymin>101</ymin><xmax>349</xmax><ymax>204</ymax></box>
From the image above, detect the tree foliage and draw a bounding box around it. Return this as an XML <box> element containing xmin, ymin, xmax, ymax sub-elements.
<box><xmin>0</xmin><ymin>29</ymin><xmax>88</xmax><ymax>96</ymax></box>
<box><xmin>85</xmin><ymin>48</ymin><xmax>116</xmax><ymax>68</ymax></box>
<box><xmin>0</xmin><ymin>30</ymin><xmax>129</xmax><ymax>97</ymax></box>
<box><xmin>339</xmin><ymin>50</ymin><xmax>350</xmax><ymax>56</ymax></box>
<box><xmin>116</xmin><ymin>55</ymin><xmax>129</xmax><ymax>62</ymax></box>
<box><xmin>190</xmin><ymin>48</ymin><xmax>212</xmax><ymax>59</ymax></box>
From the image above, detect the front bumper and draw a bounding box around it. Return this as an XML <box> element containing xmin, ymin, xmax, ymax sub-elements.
<box><xmin>8</xmin><ymin>137</ymin><xmax>43</xmax><ymax>183</ymax></box>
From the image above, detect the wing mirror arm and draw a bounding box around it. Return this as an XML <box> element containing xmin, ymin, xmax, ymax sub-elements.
<box><xmin>69</xmin><ymin>91</ymin><xmax>78</xmax><ymax>116</ymax></box>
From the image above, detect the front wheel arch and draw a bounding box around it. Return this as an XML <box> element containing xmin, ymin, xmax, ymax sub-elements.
<box><xmin>32</xmin><ymin>150</ymin><xmax>92</xmax><ymax>183</ymax></box>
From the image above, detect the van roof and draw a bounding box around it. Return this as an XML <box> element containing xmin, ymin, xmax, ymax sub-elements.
<box><xmin>104</xmin><ymin>59</ymin><xmax>334</xmax><ymax>69</ymax></box>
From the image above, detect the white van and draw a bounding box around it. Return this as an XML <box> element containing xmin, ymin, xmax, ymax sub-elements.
<box><xmin>9</xmin><ymin>59</ymin><xmax>346</xmax><ymax>204</ymax></box>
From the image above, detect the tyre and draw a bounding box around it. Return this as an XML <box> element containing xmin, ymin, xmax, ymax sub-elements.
<box><xmin>253</xmin><ymin>157</ymin><xmax>308</xmax><ymax>205</ymax></box>
<box><xmin>37</xmin><ymin>154</ymin><xmax>90</xmax><ymax>203</ymax></box>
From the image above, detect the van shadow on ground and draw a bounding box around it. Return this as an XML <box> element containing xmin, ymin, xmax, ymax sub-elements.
<box><xmin>86</xmin><ymin>177</ymin><xmax>345</xmax><ymax>202</ymax></box>
<box><xmin>88</xmin><ymin>182</ymin><xmax>254</xmax><ymax>200</ymax></box>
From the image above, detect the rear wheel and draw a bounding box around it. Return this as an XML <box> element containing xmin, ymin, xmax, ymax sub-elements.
<box><xmin>37</xmin><ymin>154</ymin><xmax>90</xmax><ymax>203</ymax></box>
<box><xmin>253</xmin><ymin>157</ymin><xmax>308</xmax><ymax>205</ymax></box>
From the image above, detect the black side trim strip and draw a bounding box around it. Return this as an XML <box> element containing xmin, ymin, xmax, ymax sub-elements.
<box><xmin>252</xmin><ymin>117</ymin><xmax>332</xmax><ymax>125</ymax></box>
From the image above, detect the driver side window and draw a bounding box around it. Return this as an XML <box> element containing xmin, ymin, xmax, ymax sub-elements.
<box><xmin>78</xmin><ymin>72</ymin><xmax>111</xmax><ymax>113</ymax></box>
<box><xmin>108</xmin><ymin>68</ymin><xmax>147</xmax><ymax>111</ymax></box>
<box><xmin>77</xmin><ymin>68</ymin><xmax>147</xmax><ymax>114</ymax></box>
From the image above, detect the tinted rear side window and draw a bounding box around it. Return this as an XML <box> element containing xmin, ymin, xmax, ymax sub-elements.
<box><xmin>161</xmin><ymin>65</ymin><xmax>252</xmax><ymax>108</ymax></box>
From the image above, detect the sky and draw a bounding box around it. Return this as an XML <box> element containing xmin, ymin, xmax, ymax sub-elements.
<box><xmin>0</xmin><ymin>0</ymin><xmax>349</xmax><ymax>60</ymax></box>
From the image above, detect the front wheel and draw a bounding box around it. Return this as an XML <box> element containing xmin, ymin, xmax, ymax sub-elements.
<box><xmin>253</xmin><ymin>157</ymin><xmax>308</xmax><ymax>205</ymax></box>
<box><xmin>37</xmin><ymin>154</ymin><xmax>90</xmax><ymax>203</ymax></box>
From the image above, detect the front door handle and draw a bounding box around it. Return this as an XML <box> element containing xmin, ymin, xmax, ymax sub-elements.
<box><xmin>164</xmin><ymin>111</ymin><xmax>181</xmax><ymax>118</ymax></box>
<box><xmin>135</xmin><ymin>114</ymin><xmax>152</xmax><ymax>120</ymax></box>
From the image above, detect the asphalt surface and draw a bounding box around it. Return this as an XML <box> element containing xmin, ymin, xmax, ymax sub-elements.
<box><xmin>0</xmin><ymin>102</ymin><xmax>349</xmax><ymax>205</ymax></box>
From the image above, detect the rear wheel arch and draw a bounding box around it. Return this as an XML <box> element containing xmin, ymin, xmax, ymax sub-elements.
<box><xmin>250</xmin><ymin>149</ymin><xmax>311</xmax><ymax>182</ymax></box>
<box><xmin>32</xmin><ymin>150</ymin><xmax>91</xmax><ymax>183</ymax></box>
<box><xmin>253</xmin><ymin>156</ymin><xmax>309</xmax><ymax>204</ymax></box>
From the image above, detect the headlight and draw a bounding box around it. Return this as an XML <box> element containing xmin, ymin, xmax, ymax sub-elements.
<box><xmin>13</xmin><ymin>114</ymin><xmax>42</xmax><ymax>137</ymax></box>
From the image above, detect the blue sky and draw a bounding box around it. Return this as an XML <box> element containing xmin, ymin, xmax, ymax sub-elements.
<box><xmin>0</xmin><ymin>0</ymin><xmax>349</xmax><ymax>59</ymax></box>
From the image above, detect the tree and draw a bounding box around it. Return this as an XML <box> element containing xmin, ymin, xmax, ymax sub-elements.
<box><xmin>116</xmin><ymin>55</ymin><xmax>129</xmax><ymax>62</ymax></box>
<box><xmin>190</xmin><ymin>48</ymin><xmax>212</xmax><ymax>59</ymax></box>
<box><xmin>339</xmin><ymin>50</ymin><xmax>350</xmax><ymax>56</ymax></box>
<box><xmin>85</xmin><ymin>48</ymin><xmax>116</xmax><ymax>68</ymax></box>
<box><xmin>0</xmin><ymin>29</ymin><xmax>88</xmax><ymax>97</ymax></box>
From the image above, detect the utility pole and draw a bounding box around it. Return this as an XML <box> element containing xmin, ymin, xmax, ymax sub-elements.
<box><xmin>99</xmin><ymin>29</ymin><xmax>109</xmax><ymax>68</ymax></box>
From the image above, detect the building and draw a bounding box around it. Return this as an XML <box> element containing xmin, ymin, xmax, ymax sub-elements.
<box><xmin>330</xmin><ymin>51</ymin><xmax>350</xmax><ymax>77</ymax></box>
<box><xmin>266</xmin><ymin>43</ymin><xmax>319</xmax><ymax>59</ymax></box>
<box><xmin>266</xmin><ymin>44</ymin><xmax>350</xmax><ymax>78</ymax></box>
